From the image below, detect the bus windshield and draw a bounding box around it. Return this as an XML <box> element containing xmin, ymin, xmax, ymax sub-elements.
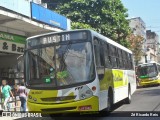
<box><xmin>26</xmin><ymin>42</ymin><xmax>95</xmax><ymax>88</ymax></box>
<box><xmin>138</xmin><ymin>64</ymin><xmax>158</xmax><ymax>78</ymax></box>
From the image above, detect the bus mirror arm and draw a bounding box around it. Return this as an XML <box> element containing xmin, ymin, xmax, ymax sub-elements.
<box><xmin>98</xmin><ymin>74</ymin><xmax>104</xmax><ymax>80</ymax></box>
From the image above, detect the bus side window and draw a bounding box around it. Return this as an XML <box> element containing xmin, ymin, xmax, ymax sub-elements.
<box><xmin>115</xmin><ymin>47</ymin><xmax>119</xmax><ymax>68</ymax></box>
<box><xmin>158</xmin><ymin>65</ymin><xmax>160</xmax><ymax>72</ymax></box>
<box><xmin>104</xmin><ymin>43</ymin><xmax>112</xmax><ymax>68</ymax></box>
<box><xmin>122</xmin><ymin>50</ymin><xmax>127</xmax><ymax>69</ymax></box>
<box><xmin>118</xmin><ymin>48</ymin><xmax>122</xmax><ymax>68</ymax></box>
<box><xmin>100</xmin><ymin>41</ymin><xmax>105</xmax><ymax>67</ymax></box>
<box><xmin>93</xmin><ymin>38</ymin><xmax>105</xmax><ymax>80</ymax></box>
<box><xmin>111</xmin><ymin>45</ymin><xmax>117</xmax><ymax>68</ymax></box>
<box><xmin>129</xmin><ymin>54</ymin><xmax>133</xmax><ymax>70</ymax></box>
<box><xmin>125</xmin><ymin>52</ymin><xmax>129</xmax><ymax>69</ymax></box>
<box><xmin>94</xmin><ymin>39</ymin><xmax>101</xmax><ymax>67</ymax></box>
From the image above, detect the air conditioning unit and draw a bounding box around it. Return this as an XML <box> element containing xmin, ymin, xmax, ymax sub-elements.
<box><xmin>33</xmin><ymin>0</ymin><xmax>42</xmax><ymax>4</ymax></box>
<box><xmin>41</xmin><ymin>3</ymin><xmax>47</xmax><ymax>8</ymax></box>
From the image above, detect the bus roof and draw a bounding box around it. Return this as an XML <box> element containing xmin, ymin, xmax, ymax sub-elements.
<box><xmin>138</xmin><ymin>61</ymin><xmax>160</xmax><ymax>66</ymax></box>
<box><xmin>90</xmin><ymin>30</ymin><xmax>132</xmax><ymax>54</ymax></box>
<box><xmin>27</xmin><ymin>29</ymin><xmax>132</xmax><ymax>54</ymax></box>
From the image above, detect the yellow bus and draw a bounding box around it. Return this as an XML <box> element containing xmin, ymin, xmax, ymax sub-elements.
<box><xmin>137</xmin><ymin>61</ymin><xmax>160</xmax><ymax>87</ymax></box>
<box><xmin>24</xmin><ymin>30</ymin><xmax>136</xmax><ymax>113</ymax></box>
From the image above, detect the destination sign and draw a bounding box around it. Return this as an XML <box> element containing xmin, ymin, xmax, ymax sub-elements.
<box><xmin>28</xmin><ymin>31</ymin><xmax>88</xmax><ymax>47</ymax></box>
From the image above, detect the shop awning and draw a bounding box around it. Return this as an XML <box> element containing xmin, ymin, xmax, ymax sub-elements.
<box><xmin>0</xmin><ymin>9</ymin><xmax>63</xmax><ymax>37</ymax></box>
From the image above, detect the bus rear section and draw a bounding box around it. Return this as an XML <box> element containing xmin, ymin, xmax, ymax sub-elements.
<box><xmin>137</xmin><ymin>62</ymin><xmax>160</xmax><ymax>87</ymax></box>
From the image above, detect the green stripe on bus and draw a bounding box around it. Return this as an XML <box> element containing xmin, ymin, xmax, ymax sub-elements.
<box><xmin>140</xmin><ymin>75</ymin><xmax>148</xmax><ymax>78</ymax></box>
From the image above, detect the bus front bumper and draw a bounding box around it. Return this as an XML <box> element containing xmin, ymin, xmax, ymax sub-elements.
<box><xmin>27</xmin><ymin>96</ymin><xmax>99</xmax><ymax>114</ymax></box>
<box><xmin>139</xmin><ymin>79</ymin><xmax>160</xmax><ymax>86</ymax></box>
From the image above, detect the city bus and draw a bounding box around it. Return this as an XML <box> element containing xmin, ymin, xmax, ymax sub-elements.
<box><xmin>24</xmin><ymin>29</ymin><xmax>136</xmax><ymax>113</ymax></box>
<box><xmin>137</xmin><ymin>61</ymin><xmax>160</xmax><ymax>87</ymax></box>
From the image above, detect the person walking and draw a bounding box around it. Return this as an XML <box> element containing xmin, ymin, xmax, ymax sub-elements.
<box><xmin>0</xmin><ymin>79</ymin><xmax>14</xmax><ymax>111</ymax></box>
<box><xmin>17</xmin><ymin>82</ymin><xmax>27</xmax><ymax>112</ymax></box>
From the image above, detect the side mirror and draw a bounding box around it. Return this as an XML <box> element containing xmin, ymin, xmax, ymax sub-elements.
<box><xmin>98</xmin><ymin>74</ymin><xmax>104</xmax><ymax>80</ymax></box>
<box><xmin>97</xmin><ymin>67</ymin><xmax>105</xmax><ymax>80</ymax></box>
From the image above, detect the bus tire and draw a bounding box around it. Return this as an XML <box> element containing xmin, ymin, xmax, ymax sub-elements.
<box><xmin>125</xmin><ymin>86</ymin><xmax>131</xmax><ymax>104</ymax></box>
<box><xmin>106</xmin><ymin>89</ymin><xmax>113</xmax><ymax>112</ymax></box>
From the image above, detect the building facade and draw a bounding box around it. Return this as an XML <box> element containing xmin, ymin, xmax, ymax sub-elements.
<box><xmin>129</xmin><ymin>17</ymin><xmax>160</xmax><ymax>64</ymax></box>
<box><xmin>145</xmin><ymin>30</ymin><xmax>159</xmax><ymax>62</ymax></box>
<box><xmin>0</xmin><ymin>0</ymin><xmax>71</xmax><ymax>109</ymax></box>
<box><xmin>129</xmin><ymin>17</ymin><xmax>146</xmax><ymax>64</ymax></box>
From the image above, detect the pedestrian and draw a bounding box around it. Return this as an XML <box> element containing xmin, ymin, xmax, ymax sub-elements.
<box><xmin>0</xmin><ymin>79</ymin><xmax>14</xmax><ymax>111</ymax></box>
<box><xmin>17</xmin><ymin>82</ymin><xmax>27</xmax><ymax>112</ymax></box>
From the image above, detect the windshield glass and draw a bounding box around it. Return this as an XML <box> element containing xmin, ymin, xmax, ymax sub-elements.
<box><xmin>138</xmin><ymin>64</ymin><xmax>158</xmax><ymax>78</ymax></box>
<box><xmin>26</xmin><ymin>42</ymin><xmax>95</xmax><ymax>88</ymax></box>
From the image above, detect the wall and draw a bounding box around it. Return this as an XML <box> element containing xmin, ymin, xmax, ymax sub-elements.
<box><xmin>146</xmin><ymin>30</ymin><xmax>159</xmax><ymax>50</ymax></box>
<box><xmin>0</xmin><ymin>0</ymin><xmax>31</xmax><ymax>17</ymax></box>
<box><xmin>0</xmin><ymin>55</ymin><xmax>19</xmax><ymax>68</ymax></box>
<box><xmin>129</xmin><ymin>17</ymin><xmax>146</xmax><ymax>38</ymax></box>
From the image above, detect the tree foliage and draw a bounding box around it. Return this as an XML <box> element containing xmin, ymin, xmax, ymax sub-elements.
<box><xmin>127</xmin><ymin>34</ymin><xmax>144</xmax><ymax>65</ymax></box>
<box><xmin>52</xmin><ymin>0</ymin><xmax>131</xmax><ymax>47</ymax></box>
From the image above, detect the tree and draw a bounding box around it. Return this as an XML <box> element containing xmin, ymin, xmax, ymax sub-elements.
<box><xmin>52</xmin><ymin>0</ymin><xmax>131</xmax><ymax>47</ymax></box>
<box><xmin>127</xmin><ymin>34</ymin><xmax>144</xmax><ymax>65</ymax></box>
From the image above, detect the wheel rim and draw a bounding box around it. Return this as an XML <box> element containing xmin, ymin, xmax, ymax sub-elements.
<box><xmin>128</xmin><ymin>90</ymin><xmax>131</xmax><ymax>100</ymax></box>
<box><xmin>107</xmin><ymin>97</ymin><xmax>111</xmax><ymax>111</ymax></box>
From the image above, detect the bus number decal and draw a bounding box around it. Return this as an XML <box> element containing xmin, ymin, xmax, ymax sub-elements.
<box><xmin>75</xmin><ymin>86</ymin><xmax>83</xmax><ymax>90</ymax></box>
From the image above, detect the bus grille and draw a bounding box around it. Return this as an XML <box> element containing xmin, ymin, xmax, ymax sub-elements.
<box><xmin>41</xmin><ymin>107</ymin><xmax>76</xmax><ymax>112</ymax></box>
<box><xmin>41</xmin><ymin>96</ymin><xmax>76</xmax><ymax>102</ymax></box>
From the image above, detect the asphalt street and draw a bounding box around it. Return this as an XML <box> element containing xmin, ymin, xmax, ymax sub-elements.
<box><xmin>114</xmin><ymin>85</ymin><xmax>160</xmax><ymax>111</ymax></box>
<box><xmin>1</xmin><ymin>85</ymin><xmax>160</xmax><ymax>120</ymax></box>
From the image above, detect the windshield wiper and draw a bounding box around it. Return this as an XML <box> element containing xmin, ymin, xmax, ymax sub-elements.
<box><xmin>63</xmin><ymin>41</ymin><xmax>72</xmax><ymax>60</ymax></box>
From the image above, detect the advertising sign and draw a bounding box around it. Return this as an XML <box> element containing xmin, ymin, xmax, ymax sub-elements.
<box><xmin>0</xmin><ymin>31</ymin><xmax>26</xmax><ymax>54</ymax></box>
<box><xmin>0</xmin><ymin>0</ymin><xmax>31</xmax><ymax>17</ymax></box>
<box><xmin>0</xmin><ymin>40</ymin><xmax>24</xmax><ymax>54</ymax></box>
<box><xmin>31</xmin><ymin>2</ymin><xmax>68</xmax><ymax>30</ymax></box>
<box><xmin>0</xmin><ymin>31</ymin><xmax>26</xmax><ymax>44</ymax></box>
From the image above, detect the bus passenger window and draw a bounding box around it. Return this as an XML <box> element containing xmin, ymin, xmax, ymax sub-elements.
<box><xmin>110</xmin><ymin>46</ymin><xmax>117</xmax><ymax>68</ymax></box>
<box><xmin>157</xmin><ymin>65</ymin><xmax>160</xmax><ymax>72</ymax></box>
<box><xmin>104</xmin><ymin>43</ymin><xmax>112</xmax><ymax>68</ymax></box>
<box><xmin>118</xmin><ymin>49</ymin><xmax>122</xmax><ymax>68</ymax></box>
<box><xmin>94</xmin><ymin>38</ymin><xmax>105</xmax><ymax>80</ymax></box>
<box><xmin>94</xmin><ymin>44</ymin><xmax>101</xmax><ymax>67</ymax></box>
<box><xmin>100</xmin><ymin>42</ymin><xmax>105</xmax><ymax>66</ymax></box>
<box><xmin>94</xmin><ymin>38</ymin><xmax>105</xmax><ymax>67</ymax></box>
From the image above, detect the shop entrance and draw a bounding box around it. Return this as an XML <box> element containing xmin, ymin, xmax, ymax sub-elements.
<box><xmin>0</xmin><ymin>52</ymin><xmax>24</xmax><ymax>111</ymax></box>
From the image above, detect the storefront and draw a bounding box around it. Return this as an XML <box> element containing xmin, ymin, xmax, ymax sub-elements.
<box><xmin>0</xmin><ymin>31</ymin><xmax>26</xmax><ymax>110</ymax></box>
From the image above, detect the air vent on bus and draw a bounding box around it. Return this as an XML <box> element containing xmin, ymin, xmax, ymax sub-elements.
<box><xmin>41</xmin><ymin>96</ymin><xmax>76</xmax><ymax>102</ymax></box>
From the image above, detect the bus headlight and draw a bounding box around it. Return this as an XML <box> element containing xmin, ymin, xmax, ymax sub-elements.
<box><xmin>79</xmin><ymin>86</ymin><xmax>93</xmax><ymax>100</ymax></box>
<box><xmin>28</xmin><ymin>95</ymin><xmax>32</xmax><ymax>99</ymax></box>
<box><xmin>28</xmin><ymin>95</ymin><xmax>37</xmax><ymax>102</ymax></box>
